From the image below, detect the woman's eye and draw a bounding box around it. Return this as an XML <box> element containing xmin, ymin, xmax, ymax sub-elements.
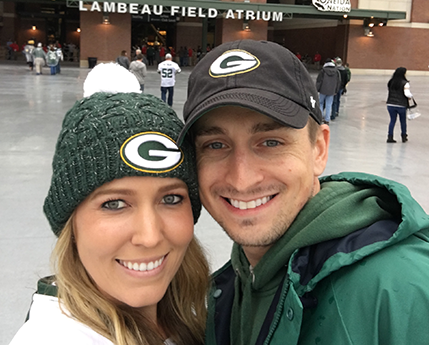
<box><xmin>162</xmin><ymin>195</ymin><xmax>183</xmax><ymax>205</ymax></box>
<box><xmin>209</xmin><ymin>142</ymin><xmax>224</xmax><ymax>150</ymax></box>
<box><xmin>264</xmin><ymin>140</ymin><xmax>280</xmax><ymax>147</ymax></box>
<box><xmin>102</xmin><ymin>200</ymin><xmax>126</xmax><ymax>210</ymax></box>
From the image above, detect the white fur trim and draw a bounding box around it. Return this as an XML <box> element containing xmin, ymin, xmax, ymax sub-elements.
<box><xmin>83</xmin><ymin>62</ymin><xmax>141</xmax><ymax>98</ymax></box>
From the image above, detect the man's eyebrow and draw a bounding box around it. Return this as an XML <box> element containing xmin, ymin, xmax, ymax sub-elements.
<box><xmin>251</xmin><ymin>121</ymin><xmax>288</xmax><ymax>133</ymax></box>
<box><xmin>194</xmin><ymin>126</ymin><xmax>225</xmax><ymax>137</ymax></box>
<box><xmin>194</xmin><ymin>120</ymin><xmax>289</xmax><ymax>137</ymax></box>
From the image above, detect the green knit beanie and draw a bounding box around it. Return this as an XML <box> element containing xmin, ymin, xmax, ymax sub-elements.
<box><xmin>43</xmin><ymin>91</ymin><xmax>201</xmax><ymax>236</ymax></box>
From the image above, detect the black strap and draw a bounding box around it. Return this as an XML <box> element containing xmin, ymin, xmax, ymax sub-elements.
<box><xmin>255</xmin><ymin>275</ymin><xmax>287</xmax><ymax>345</ymax></box>
<box><xmin>408</xmin><ymin>97</ymin><xmax>417</xmax><ymax>109</ymax></box>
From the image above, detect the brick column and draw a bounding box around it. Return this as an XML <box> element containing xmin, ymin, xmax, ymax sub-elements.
<box><xmin>80</xmin><ymin>11</ymin><xmax>131</xmax><ymax>67</ymax></box>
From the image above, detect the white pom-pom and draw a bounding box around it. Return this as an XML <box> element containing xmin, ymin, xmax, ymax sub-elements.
<box><xmin>83</xmin><ymin>62</ymin><xmax>141</xmax><ymax>98</ymax></box>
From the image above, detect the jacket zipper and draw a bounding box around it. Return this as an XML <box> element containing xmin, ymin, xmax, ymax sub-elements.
<box><xmin>263</xmin><ymin>273</ymin><xmax>290</xmax><ymax>345</ymax></box>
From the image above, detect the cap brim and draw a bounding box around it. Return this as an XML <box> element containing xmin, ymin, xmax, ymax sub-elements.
<box><xmin>178</xmin><ymin>88</ymin><xmax>310</xmax><ymax>145</ymax></box>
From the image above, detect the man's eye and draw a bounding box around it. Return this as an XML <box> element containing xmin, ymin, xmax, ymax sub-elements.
<box><xmin>162</xmin><ymin>195</ymin><xmax>183</xmax><ymax>205</ymax></box>
<box><xmin>102</xmin><ymin>200</ymin><xmax>126</xmax><ymax>210</ymax></box>
<box><xmin>264</xmin><ymin>140</ymin><xmax>280</xmax><ymax>147</ymax></box>
<box><xmin>209</xmin><ymin>142</ymin><xmax>224</xmax><ymax>149</ymax></box>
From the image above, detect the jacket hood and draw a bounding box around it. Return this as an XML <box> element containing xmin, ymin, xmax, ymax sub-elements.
<box><xmin>322</xmin><ymin>64</ymin><xmax>338</xmax><ymax>76</ymax></box>
<box><xmin>231</xmin><ymin>172</ymin><xmax>429</xmax><ymax>292</ymax></box>
<box><xmin>323</xmin><ymin>62</ymin><xmax>335</xmax><ymax>68</ymax></box>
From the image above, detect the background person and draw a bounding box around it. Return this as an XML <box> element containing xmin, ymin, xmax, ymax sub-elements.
<box><xmin>146</xmin><ymin>45</ymin><xmax>155</xmax><ymax>66</ymax></box>
<box><xmin>32</xmin><ymin>42</ymin><xmax>46</xmax><ymax>75</ymax></box>
<box><xmin>129</xmin><ymin>53</ymin><xmax>148</xmax><ymax>92</ymax></box>
<box><xmin>313</xmin><ymin>51</ymin><xmax>321</xmax><ymax>69</ymax></box>
<box><xmin>23</xmin><ymin>40</ymin><xmax>35</xmax><ymax>71</ymax></box>
<box><xmin>157</xmin><ymin>53</ymin><xmax>181</xmax><ymax>107</ymax></box>
<box><xmin>386</xmin><ymin>67</ymin><xmax>412</xmax><ymax>143</ymax></box>
<box><xmin>343</xmin><ymin>62</ymin><xmax>351</xmax><ymax>94</ymax></box>
<box><xmin>46</xmin><ymin>44</ymin><xmax>59</xmax><ymax>75</ymax></box>
<box><xmin>116</xmin><ymin>50</ymin><xmax>130</xmax><ymax>70</ymax></box>
<box><xmin>55</xmin><ymin>45</ymin><xmax>64</xmax><ymax>74</ymax></box>
<box><xmin>178</xmin><ymin>39</ymin><xmax>429</xmax><ymax>345</ymax></box>
<box><xmin>331</xmin><ymin>57</ymin><xmax>348</xmax><ymax>120</ymax></box>
<box><xmin>316</xmin><ymin>58</ymin><xmax>341</xmax><ymax>124</ymax></box>
<box><xmin>6</xmin><ymin>38</ymin><xmax>13</xmax><ymax>60</ymax></box>
<box><xmin>10</xmin><ymin>41</ymin><xmax>20</xmax><ymax>60</ymax></box>
<box><xmin>9</xmin><ymin>63</ymin><xmax>209</xmax><ymax>345</ymax></box>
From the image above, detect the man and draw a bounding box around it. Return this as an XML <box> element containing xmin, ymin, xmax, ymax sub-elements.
<box><xmin>316</xmin><ymin>58</ymin><xmax>340</xmax><ymax>125</ymax></box>
<box><xmin>146</xmin><ymin>45</ymin><xmax>155</xmax><ymax>66</ymax></box>
<box><xmin>9</xmin><ymin>40</ymin><xmax>20</xmax><ymax>60</ymax></box>
<box><xmin>23</xmin><ymin>40</ymin><xmax>35</xmax><ymax>71</ymax></box>
<box><xmin>133</xmin><ymin>48</ymin><xmax>149</xmax><ymax>66</ymax></box>
<box><xmin>6</xmin><ymin>38</ymin><xmax>13</xmax><ymax>60</ymax></box>
<box><xmin>343</xmin><ymin>62</ymin><xmax>352</xmax><ymax>94</ymax></box>
<box><xmin>331</xmin><ymin>57</ymin><xmax>348</xmax><ymax>120</ymax></box>
<box><xmin>177</xmin><ymin>40</ymin><xmax>429</xmax><ymax>345</ymax></box>
<box><xmin>157</xmin><ymin>53</ymin><xmax>181</xmax><ymax>107</ymax></box>
<box><xmin>32</xmin><ymin>42</ymin><xmax>46</xmax><ymax>75</ymax></box>
<box><xmin>313</xmin><ymin>51</ymin><xmax>322</xmax><ymax>69</ymax></box>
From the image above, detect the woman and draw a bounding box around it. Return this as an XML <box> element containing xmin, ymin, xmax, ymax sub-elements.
<box><xmin>386</xmin><ymin>67</ymin><xmax>413</xmax><ymax>143</ymax></box>
<box><xmin>10</xmin><ymin>64</ymin><xmax>210</xmax><ymax>345</ymax></box>
<box><xmin>129</xmin><ymin>53</ymin><xmax>147</xmax><ymax>92</ymax></box>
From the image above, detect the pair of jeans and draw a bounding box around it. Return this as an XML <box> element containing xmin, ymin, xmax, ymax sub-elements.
<box><xmin>387</xmin><ymin>105</ymin><xmax>407</xmax><ymax>136</ymax></box>
<box><xmin>161</xmin><ymin>86</ymin><xmax>174</xmax><ymax>106</ymax></box>
<box><xmin>50</xmin><ymin>66</ymin><xmax>57</xmax><ymax>75</ymax></box>
<box><xmin>331</xmin><ymin>89</ymin><xmax>343</xmax><ymax>119</ymax></box>
<box><xmin>319</xmin><ymin>93</ymin><xmax>334</xmax><ymax>122</ymax></box>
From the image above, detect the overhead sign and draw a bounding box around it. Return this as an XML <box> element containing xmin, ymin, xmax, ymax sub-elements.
<box><xmin>79</xmin><ymin>2</ymin><xmax>284</xmax><ymax>21</ymax></box>
<box><xmin>312</xmin><ymin>0</ymin><xmax>351</xmax><ymax>13</ymax></box>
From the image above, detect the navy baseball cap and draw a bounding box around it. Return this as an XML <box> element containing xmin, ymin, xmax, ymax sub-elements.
<box><xmin>177</xmin><ymin>39</ymin><xmax>322</xmax><ymax>145</ymax></box>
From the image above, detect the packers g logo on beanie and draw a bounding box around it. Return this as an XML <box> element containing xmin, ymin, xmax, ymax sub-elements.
<box><xmin>209</xmin><ymin>49</ymin><xmax>260</xmax><ymax>78</ymax></box>
<box><xmin>120</xmin><ymin>132</ymin><xmax>183</xmax><ymax>173</ymax></box>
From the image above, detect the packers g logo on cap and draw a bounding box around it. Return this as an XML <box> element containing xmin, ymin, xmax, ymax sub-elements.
<box><xmin>120</xmin><ymin>132</ymin><xmax>183</xmax><ymax>173</ymax></box>
<box><xmin>209</xmin><ymin>49</ymin><xmax>260</xmax><ymax>78</ymax></box>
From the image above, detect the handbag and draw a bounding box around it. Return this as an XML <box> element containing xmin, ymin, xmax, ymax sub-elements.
<box><xmin>408</xmin><ymin>107</ymin><xmax>421</xmax><ymax>120</ymax></box>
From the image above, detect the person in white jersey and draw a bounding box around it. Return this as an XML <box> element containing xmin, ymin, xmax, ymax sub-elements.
<box><xmin>157</xmin><ymin>53</ymin><xmax>181</xmax><ymax>106</ymax></box>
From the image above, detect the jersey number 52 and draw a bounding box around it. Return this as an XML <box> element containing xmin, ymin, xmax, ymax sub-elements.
<box><xmin>162</xmin><ymin>68</ymin><xmax>173</xmax><ymax>78</ymax></box>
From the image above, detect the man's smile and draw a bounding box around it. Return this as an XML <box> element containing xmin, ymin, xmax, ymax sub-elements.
<box><xmin>226</xmin><ymin>195</ymin><xmax>277</xmax><ymax>210</ymax></box>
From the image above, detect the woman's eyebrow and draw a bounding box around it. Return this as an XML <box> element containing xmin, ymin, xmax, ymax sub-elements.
<box><xmin>157</xmin><ymin>182</ymin><xmax>188</xmax><ymax>193</ymax></box>
<box><xmin>88</xmin><ymin>188</ymin><xmax>136</xmax><ymax>201</ymax></box>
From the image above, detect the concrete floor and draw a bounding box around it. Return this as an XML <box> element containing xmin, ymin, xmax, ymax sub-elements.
<box><xmin>1</xmin><ymin>61</ymin><xmax>429</xmax><ymax>344</ymax></box>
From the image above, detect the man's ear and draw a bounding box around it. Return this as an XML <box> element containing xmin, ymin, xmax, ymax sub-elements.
<box><xmin>313</xmin><ymin>124</ymin><xmax>330</xmax><ymax>176</ymax></box>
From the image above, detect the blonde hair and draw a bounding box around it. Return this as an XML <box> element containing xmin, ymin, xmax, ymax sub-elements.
<box><xmin>52</xmin><ymin>216</ymin><xmax>210</xmax><ymax>345</ymax></box>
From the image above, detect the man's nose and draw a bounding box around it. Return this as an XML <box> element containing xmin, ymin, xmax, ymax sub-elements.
<box><xmin>224</xmin><ymin>148</ymin><xmax>264</xmax><ymax>193</ymax></box>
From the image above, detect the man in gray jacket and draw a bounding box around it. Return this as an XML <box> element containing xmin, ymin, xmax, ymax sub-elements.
<box><xmin>316</xmin><ymin>58</ymin><xmax>341</xmax><ymax>124</ymax></box>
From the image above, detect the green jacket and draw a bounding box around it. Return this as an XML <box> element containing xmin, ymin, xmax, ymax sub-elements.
<box><xmin>205</xmin><ymin>172</ymin><xmax>429</xmax><ymax>345</ymax></box>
